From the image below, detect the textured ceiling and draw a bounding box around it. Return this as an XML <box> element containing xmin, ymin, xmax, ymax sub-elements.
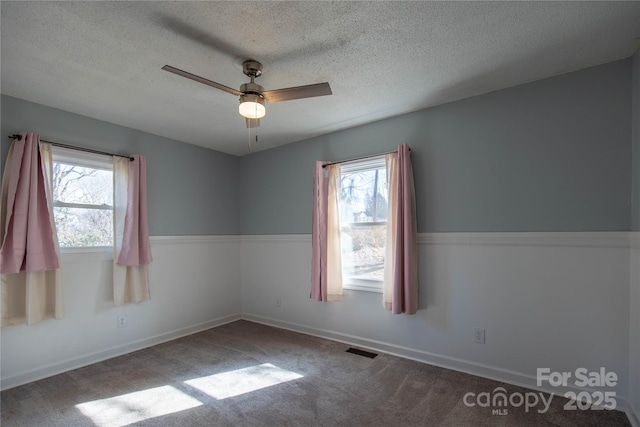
<box><xmin>2</xmin><ymin>1</ymin><xmax>639</xmax><ymax>156</ymax></box>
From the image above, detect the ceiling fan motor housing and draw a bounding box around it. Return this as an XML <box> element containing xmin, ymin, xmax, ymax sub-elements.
<box><xmin>240</xmin><ymin>82</ymin><xmax>265</xmax><ymax>96</ymax></box>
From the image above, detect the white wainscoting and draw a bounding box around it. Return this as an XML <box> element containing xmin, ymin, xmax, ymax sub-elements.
<box><xmin>240</xmin><ymin>232</ymin><xmax>634</xmax><ymax>418</ymax></box>
<box><xmin>0</xmin><ymin>235</ymin><xmax>241</xmax><ymax>390</ymax></box>
<box><xmin>2</xmin><ymin>232</ymin><xmax>637</xmax><ymax>424</ymax></box>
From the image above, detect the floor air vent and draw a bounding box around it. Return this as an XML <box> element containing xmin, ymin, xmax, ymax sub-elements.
<box><xmin>346</xmin><ymin>347</ymin><xmax>378</xmax><ymax>359</ymax></box>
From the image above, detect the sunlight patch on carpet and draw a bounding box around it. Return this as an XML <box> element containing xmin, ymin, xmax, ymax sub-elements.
<box><xmin>75</xmin><ymin>385</ymin><xmax>202</xmax><ymax>427</ymax></box>
<box><xmin>184</xmin><ymin>363</ymin><xmax>304</xmax><ymax>399</ymax></box>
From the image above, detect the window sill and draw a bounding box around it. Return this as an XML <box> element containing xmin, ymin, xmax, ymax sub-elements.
<box><xmin>60</xmin><ymin>246</ymin><xmax>113</xmax><ymax>262</ymax></box>
<box><xmin>60</xmin><ymin>246</ymin><xmax>113</xmax><ymax>254</ymax></box>
<box><xmin>343</xmin><ymin>280</ymin><xmax>383</xmax><ymax>294</ymax></box>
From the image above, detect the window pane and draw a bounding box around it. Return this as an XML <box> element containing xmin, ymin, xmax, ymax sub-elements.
<box><xmin>339</xmin><ymin>167</ymin><xmax>387</xmax><ymax>224</ymax></box>
<box><xmin>54</xmin><ymin>207</ymin><xmax>113</xmax><ymax>247</ymax></box>
<box><xmin>340</xmin><ymin>224</ymin><xmax>386</xmax><ymax>281</ymax></box>
<box><xmin>53</xmin><ymin>162</ymin><xmax>113</xmax><ymax>206</ymax></box>
<box><xmin>339</xmin><ymin>158</ymin><xmax>388</xmax><ymax>286</ymax></box>
<box><xmin>52</xmin><ymin>158</ymin><xmax>114</xmax><ymax>248</ymax></box>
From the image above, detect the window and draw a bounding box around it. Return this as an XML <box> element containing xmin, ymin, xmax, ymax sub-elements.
<box><xmin>51</xmin><ymin>147</ymin><xmax>113</xmax><ymax>248</ymax></box>
<box><xmin>338</xmin><ymin>156</ymin><xmax>388</xmax><ymax>292</ymax></box>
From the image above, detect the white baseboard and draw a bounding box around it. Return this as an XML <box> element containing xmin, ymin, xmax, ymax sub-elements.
<box><xmin>241</xmin><ymin>313</ymin><xmax>632</xmax><ymax>417</ymax></box>
<box><xmin>0</xmin><ymin>313</ymin><xmax>241</xmax><ymax>391</ymax></box>
<box><xmin>628</xmin><ymin>402</ymin><xmax>640</xmax><ymax>427</ymax></box>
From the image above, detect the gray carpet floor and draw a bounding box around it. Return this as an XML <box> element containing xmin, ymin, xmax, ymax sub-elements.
<box><xmin>0</xmin><ymin>320</ymin><xmax>631</xmax><ymax>426</ymax></box>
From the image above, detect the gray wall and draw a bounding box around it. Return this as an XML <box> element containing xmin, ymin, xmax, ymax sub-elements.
<box><xmin>239</xmin><ymin>59</ymin><xmax>632</xmax><ymax>234</ymax></box>
<box><xmin>1</xmin><ymin>58</ymin><xmax>633</xmax><ymax>236</ymax></box>
<box><xmin>1</xmin><ymin>95</ymin><xmax>240</xmax><ymax>235</ymax></box>
<box><xmin>633</xmin><ymin>49</ymin><xmax>640</xmax><ymax>231</ymax></box>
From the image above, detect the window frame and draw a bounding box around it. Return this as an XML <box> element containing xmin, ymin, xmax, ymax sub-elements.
<box><xmin>338</xmin><ymin>155</ymin><xmax>387</xmax><ymax>293</ymax></box>
<box><xmin>51</xmin><ymin>146</ymin><xmax>114</xmax><ymax>251</ymax></box>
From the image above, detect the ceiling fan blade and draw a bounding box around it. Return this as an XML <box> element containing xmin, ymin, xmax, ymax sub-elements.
<box><xmin>246</xmin><ymin>118</ymin><xmax>260</xmax><ymax>128</ymax></box>
<box><xmin>262</xmin><ymin>82</ymin><xmax>332</xmax><ymax>103</ymax></box>
<box><xmin>162</xmin><ymin>65</ymin><xmax>243</xmax><ymax>97</ymax></box>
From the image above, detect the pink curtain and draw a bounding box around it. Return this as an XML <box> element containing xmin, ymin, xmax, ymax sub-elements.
<box><xmin>1</xmin><ymin>134</ymin><xmax>63</xmax><ymax>326</ymax></box>
<box><xmin>113</xmin><ymin>155</ymin><xmax>151</xmax><ymax>306</ymax></box>
<box><xmin>310</xmin><ymin>162</ymin><xmax>328</xmax><ymax>301</ymax></box>
<box><xmin>310</xmin><ymin>161</ymin><xmax>342</xmax><ymax>302</ymax></box>
<box><xmin>0</xmin><ymin>133</ymin><xmax>59</xmax><ymax>273</ymax></box>
<box><xmin>385</xmin><ymin>144</ymin><xmax>418</xmax><ymax>314</ymax></box>
<box><xmin>117</xmin><ymin>155</ymin><xmax>152</xmax><ymax>266</ymax></box>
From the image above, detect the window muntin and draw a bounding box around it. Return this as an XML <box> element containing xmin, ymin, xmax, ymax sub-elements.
<box><xmin>52</xmin><ymin>147</ymin><xmax>113</xmax><ymax>248</ymax></box>
<box><xmin>339</xmin><ymin>157</ymin><xmax>387</xmax><ymax>291</ymax></box>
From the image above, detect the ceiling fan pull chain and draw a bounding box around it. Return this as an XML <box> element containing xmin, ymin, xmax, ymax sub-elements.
<box><xmin>248</xmin><ymin>123</ymin><xmax>252</xmax><ymax>151</ymax></box>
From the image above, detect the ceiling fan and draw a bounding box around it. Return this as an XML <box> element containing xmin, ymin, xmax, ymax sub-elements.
<box><xmin>162</xmin><ymin>60</ymin><xmax>332</xmax><ymax>128</ymax></box>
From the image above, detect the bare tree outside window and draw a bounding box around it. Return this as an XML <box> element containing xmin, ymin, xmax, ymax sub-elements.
<box><xmin>339</xmin><ymin>160</ymin><xmax>388</xmax><ymax>283</ymax></box>
<box><xmin>52</xmin><ymin>161</ymin><xmax>113</xmax><ymax>247</ymax></box>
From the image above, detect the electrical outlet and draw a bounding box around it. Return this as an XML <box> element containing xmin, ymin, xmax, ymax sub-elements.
<box><xmin>276</xmin><ymin>296</ymin><xmax>281</xmax><ymax>307</ymax></box>
<box><xmin>117</xmin><ymin>315</ymin><xmax>127</xmax><ymax>328</ymax></box>
<box><xmin>474</xmin><ymin>328</ymin><xmax>485</xmax><ymax>344</ymax></box>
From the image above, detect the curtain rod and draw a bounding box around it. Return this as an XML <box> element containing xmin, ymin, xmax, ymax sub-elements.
<box><xmin>322</xmin><ymin>148</ymin><xmax>409</xmax><ymax>168</ymax></box>
<box><xmin>8</xmin><ymin>134</ymin><xmax>133</xmax><ymax>161</ymax></box>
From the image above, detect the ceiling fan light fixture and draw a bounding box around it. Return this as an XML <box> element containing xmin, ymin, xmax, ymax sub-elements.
<box><xmin>239</xmin><ymin>94</ymin><xmax>265</xmax><ymax>119</ymax></box>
